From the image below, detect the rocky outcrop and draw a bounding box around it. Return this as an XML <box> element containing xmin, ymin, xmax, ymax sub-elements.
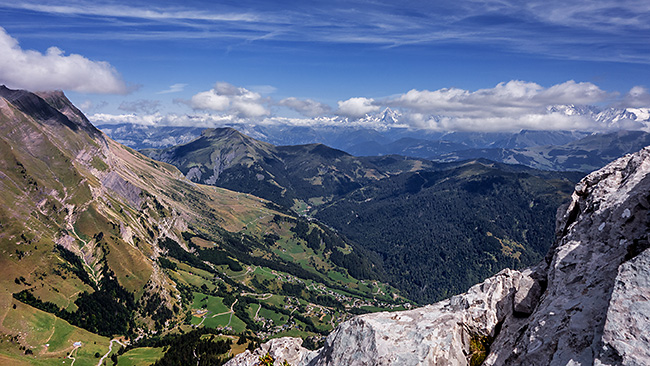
<box><xmin>226</xmin><ymin>147</ymin><xmax>650</xmax><ymax>366</ymax></box>
<box><xmin>225</xmin><ymin>338</ymin><xmax>317</xmax><ymax>366</ymax></box>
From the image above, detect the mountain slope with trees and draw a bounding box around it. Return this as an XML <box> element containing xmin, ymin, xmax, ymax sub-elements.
<box><xmin>143</xmin><ymin>127</ymin><xmax>582</xmax><ymax>303</ymax></box>
<box><xmin>0</xmin><ymin>86</ymin><xmax>405</xmax><ymax>365</ymax></box>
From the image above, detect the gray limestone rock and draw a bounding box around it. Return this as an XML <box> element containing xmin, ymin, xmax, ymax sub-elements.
<box><xmin>225</xmin><ymin>337</ymin><xmax>317</xmax><ymax>366</ymax></box>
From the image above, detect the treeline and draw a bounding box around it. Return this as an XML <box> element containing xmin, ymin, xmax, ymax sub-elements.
<box><xmin>55</xmin><ymin>245</ymin><xmax>94</xmax><ymax>287</ymax></box>
<box><xmin>14</xmin><ymin>267</ymin><xmax>135</xmax><ymax>336</ymax></box>
<box><xmin>285</xmin><ymin>215</ymin><xmax>384</xmax><ymax>281</ymax></box>
<box><xmin>124</xmin><ymin>328</ymin><xmax>232</xmax><ymax>366</ymax></box>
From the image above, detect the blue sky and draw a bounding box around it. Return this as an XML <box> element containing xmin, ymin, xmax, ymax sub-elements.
<box><xmin>0</xmin><ymin>0</ymin><xmax>649</xmax><ymax>131</ymax></box>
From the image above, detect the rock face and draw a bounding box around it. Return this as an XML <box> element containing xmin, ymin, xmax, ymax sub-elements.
<box><xmin>224</xmin><ymin>338</ymin><xmax>317</xmax><ymax>366</ymax></box>
<box><xmin>225</xmin><ymin>147</ymin><xmax>650</xmax><ymax>366</ymax></box>
<box><xmin>485</xmin><ymin>145</ymin><xmax>650</xmax><ymax>365</ymax></box>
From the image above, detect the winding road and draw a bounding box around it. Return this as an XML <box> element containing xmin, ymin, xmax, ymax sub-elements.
<box><xmin>97</xmin><ymin>339</ymin><xmax>126</xmax><ymax>366</ymax></box>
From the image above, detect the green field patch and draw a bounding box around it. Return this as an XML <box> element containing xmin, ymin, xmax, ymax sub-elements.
<box><xmin>227</xmin><ymin>314</ymin><xmax>247</xmax><ymax>333</ymax></box>
<box><xmin>271</xmin><ymin>320</ymin><xmax>313</xmax><ymax>339</ymax></box>
<box><xmin>172</xmin><ymin>268</ymin><xmax>216</xmax><ymax>291</ymax></box>
<box><xmin>202</xmin><ymin>312</ymin><xmax>230</xmax><ymax>328</ymax></box>
<box><xmin>117</xmin><ymin>347</ymin><xmax>165</xmax><ymax>366</ymax></box>
<box><xmin>291</xmin><ymin>200</ymin><xmax>309</xmax><ymax>216</ymax></box>
<box><xmin>263</xmin><ymin>295</ymin><xmax>285</xmax><ymax>307</ymax></box>
<box><xmin>176</xmin><ymin>261</ymin><xmax>214</xmax><ymax>279</ymax></box>
<box><xmin>274</xmin><ymin>236</ymin><xmax>308</xmax><ymax>256</ymax></box>
<box><xmin>191</xmin><ymin>293</ymin><xmax>229</xmax><ymax>314</ymax></box>
<box><xmin>360</xmin><ymin>305</ymin><xmax>387</xmax><ymax>313</ymax></box>
<box><xmin>326</xmin><ymin>270</ymin><xmax>349</xmax><ymax>283</ymax></box>
<box><xmin>2</xmin><ymin>300</ymin><xmax>110</xmax><ymax>364</ymax></box>
<box><xmin>201</xmin><ymin>312</ymin><xmax>246</xmax><ymax>333</ymax></box>
<box><xmin>258</xmin><ymin>307</ymin><xmax>288</xmax><ymax>326</ymax></box>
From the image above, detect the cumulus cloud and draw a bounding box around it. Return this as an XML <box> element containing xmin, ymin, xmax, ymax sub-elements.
<box><xmin>383</xmin><ymin>80</ymin><xmax>612</xmax><ymax>131</ymax></box>
<box><xmin>620</xmin><ymin>86</ymin><xmax>650</xmax><ymax>108</ymax></box>
<box><xmin>0</xmin><ymin>27</ymin><xmax>128</xmax><ymax>94</ymax></box>
<box><xmin>90</xmin><ymin>112</ymin><xmax>240</xmax><ymax>127</ymax></box>
<box><xmin>278</xmin><ymin>97</ymin><xmax>332</xmax><ymax>117</ymax></box>
<box><xmin>388</xmin><ymin>80</ymin><xmax>608</xmax><ymax>115</ymax></box>
<box><xmin>157</xmin><ymin>83</ymin><xmax>187</xmax><ymax>94</ymax></box>
<box><xmin>93</xmin><ymin>79</ymin><xmax>644</xmax><ymax>133</ymax></box>
<box><xmin>190</xmin><ymin>82</ymin><xmax>270</xmax><ymax>117</ymax></box>
<box><xmin>336</xmin><ymin>97</ymin><xmax>380</xmax><ymax>118</ymax></box>
<box><xmin>118</xmin><ymin>99</ymin><xmax>161</xmax><ymax>114</ymax></box>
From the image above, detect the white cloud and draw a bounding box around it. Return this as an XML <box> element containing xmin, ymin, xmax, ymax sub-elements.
<box><xmin>408</xmin><ymin>113</ymin><xmax>596</xmax><ymax>133</ymax></box>
<box><xmin>337</xmin><ymin>97</ymin><xmax>380</xmax><ymax>118</ymax></box>
<box><xmin>278</xmin><ymin>97</ymin><xmax>332</xmax><ymax>117</ymax></box>
<box><xmin>157</xmin><ymin>83</ymin><xmax>187</xmax><ymax>94</ymax></box>
<box><xmin>90</xmin><ymin>112</ymin><xmax>240</xmax><ymax>127</ymax></box>
<box><xmin>78</xmin><ymin>100</ymin><xmax>108</xmax><ymax>113</ymax></box>
<box><xmin>91</xmin><ymin>79</ymin><xmax>647</xmax><ymax>133</ymax></box>
<box><xmin>383</xmin><ymin>80</ymin><xmax>612</xmax><ymax>131</ymax></box>
<box><xmin>620</xmin><ymin>86</ymin><xmax>650</xmax><ymax>108</ymax></box>
<box><xmin>189</xmin><ymin>82</ymin><xmax>270</xmax><ymax>117</ymax></box>
<box><xmin>0</xmin><ymin>27</ymin><xmax>128</xmax><ymax>94</ymax></box>
<box><xmin>388</xmin><ymin>80</ymin><xmax>608</xmax><ymax>115</ymax></box>
<box><xmin>190</xmin><ymin>90</ymin><xmax>230</xmax><ymax>111</ymax></box>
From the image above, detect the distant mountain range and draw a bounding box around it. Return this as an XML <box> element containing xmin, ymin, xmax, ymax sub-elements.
<box><xmin>141</xmin><ymin>127</ymin><xmax>434</xmax><ymax>208</ymax></box>
<box><xmin>98</xmin><ymin>105</ymin><xmax>650</xmax><ymax>173</ymax></box>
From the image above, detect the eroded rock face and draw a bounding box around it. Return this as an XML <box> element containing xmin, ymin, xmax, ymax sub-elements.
<box><xmin>226</xmin><ymin>269</ymin><xmax>542</xmax><ymax>366</ymax></box>
<box><xmin>308</xmin><ymin>268</ymin><xmax>532</xmax><ymax>366</ymax></box>
<box><xmin>227</xmin><ymin>147</ymin><xmax>650</xmax><ymax>366</ymax></box>
<box><xmin>225</xmin><ymin>337</ymin><xmax>317</xmax><ymax>366</ymax></box>
<box><xmin>486</xmin><ymin>147</ymin><xmax>650</xmax><ymax>366</ymax></box>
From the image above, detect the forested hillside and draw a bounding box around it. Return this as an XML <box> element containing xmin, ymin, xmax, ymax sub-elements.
<box><xmin>315</xmin><ymin>161</ymin><xmax>582</xmax><ymax>302</ymax></box>
<box><xmin>144</xmin><ymin>128</ymin><xmax>582</xmax><ymax>303</ymax></box>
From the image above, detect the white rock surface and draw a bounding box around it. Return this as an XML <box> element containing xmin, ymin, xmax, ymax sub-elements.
<box><xmin>225</xmin><ymin>337</ymin><xmax>317</xmax><ymax>366</ymax></box>
<box><xmin>485</xmin><ymin>147</ymin><xmax>650</xmax><ymax>366</ymax></box>
<box><xmin>227</xmin><ymin>147</ymin><xmax>650</xmax><ymax>366</ymax></box>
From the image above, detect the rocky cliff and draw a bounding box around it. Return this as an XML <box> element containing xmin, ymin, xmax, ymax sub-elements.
<box><xmin>226</xmin><ymin>147</ymin><xmax>650</xmax><ymax>366</ymax></box>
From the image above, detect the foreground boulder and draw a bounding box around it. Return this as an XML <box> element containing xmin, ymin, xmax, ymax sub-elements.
<box><xmin>227</xmin><ymin>147</ymin><xmax>650</xmax><ymax>365</ymax></box>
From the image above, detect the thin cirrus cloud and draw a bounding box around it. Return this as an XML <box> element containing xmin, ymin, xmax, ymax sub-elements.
<box><xmin>118</xmin><ymin>99</ymin><xmax>161</xmax><ymax>114</ymax></box>
<box><xmin>2</xmin><ymin>2</ymin><xmax>262</xmax><ymax>22</ymax></box>
<box><xmin>0</xmin><ymin>27</ymin><xmax>128</xmax><ymax>94</ymax></box>
<box><xmin>1</xmin><ymin>1</ymin><xmax>648</xmax><ymax>64</ymax></box>
<box><xmin>157</xmin><ymin>83</ymin><xmax>187</xmax><ymax>94</ymax></box>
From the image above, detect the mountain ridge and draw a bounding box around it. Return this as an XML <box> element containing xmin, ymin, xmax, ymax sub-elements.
<box><xmin>141</xmin><ymin>126</ymin><xmax>582</xmax><ymax>303</ymax></box>
<box><xmin>0</xmin><ymin>86</ymin><xmax>408</xmax><ymax>364</ymax></box>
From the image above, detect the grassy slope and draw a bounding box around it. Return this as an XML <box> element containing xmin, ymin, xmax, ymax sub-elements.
<box><xmin>0</xmin><ymin>90</ymin><xmax>407</xmax><ymax>364</ymax></box>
